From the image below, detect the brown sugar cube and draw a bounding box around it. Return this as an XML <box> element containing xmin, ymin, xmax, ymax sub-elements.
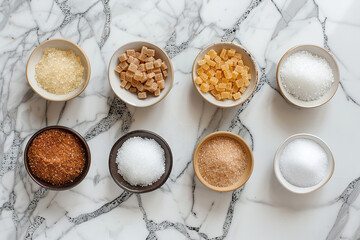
<box><xmin>154</xmin><ymin>59</ymin><xmax>162</xmax><ymax>68</ymax></box>
<box><xmin>153</xmin><ymin>68</ymin><xmax>161</xmax><ymax>73</ymax></box>
<box><xmin>147</xmin><ymin>72</ymin><xmax>155</xmax><ymax>79</ymax></box>
<box><xmin>142</xmin><ymin>72</ymin><xmax>148</xmax><ymax>82</ymax></box>
<box><xmin>133</xmin><ymin>58</ymin><xmax>140</xmax><ymax>66</ymax></box>
<box><xmin>233</xmin><ymin>92</ymin><xmax>242</xmax><ymax>100</ymax></box>
<box><xmin>138</xmin><ymin>92</ymin><xmax>147</xmax><ymax>99</ymax></box>
<box><xmin>145</xmin><ymin>57</ymin><xmax>155</xmax><ymax>62</ymax></box>
<box><xmin>125</xmin><ymin>71</ymin><xmax>134</xmax><ymax>81</ymax></box>
<box><xmin>208</xmin><ymin>49</ymin><xmax>217</xmax><ymax>59</ymax></box>
<box><xmin>120</xmin><ymin>72</ymin><xmax>126</xmax><ymax>81</ymax></box>
<box><xmin>145</xmin><ymin>78</ymin><xmax>154</xmax><ymax>87</ymax></box>
<box><xmin>234</xmin><ymin>53</ymin><xmax>242</xmax><ymax>59</ymax></box>
<box><xmin>127</xmin><ymin>55</ymin><xmax>134</xmax><ymax>64</ymax></box>
<box><xmin>118</xmin><ymin>53</ymin><xmax>128</xmax><ymax>62</ymax></box>
<box><xmin>145</xmin><ymin>61</ymin><xmax>154</xmax><ymax>70</ymax></box>
<box><xmin>194</xmin><ymin>76</ymin><xmax>202</xmax><ymax>85</ymax></box>
<box><xmin>128</xmin><ymin>63</ymin><xmax>138</xmax><ymax>73</ymax></box>
<box><xmin>131</xmin><ymin>79</ymin><xmax>138</xmax><ymax>86</ymax></box>
<box><xmin>139</xmin><ymin>53</ymin><xmax>147</xmax><ymax>62</ymax></box>
<box><xmin>120</xmin><ymin>80</ymin><xmax>127</xmax><ymax>88</ymax></box>
<box><xmin>162</xmin><ymin>70</ymin><xmax>168</xmax><ymax>77</ymax></box>
<box><xmin>114</xmin><ymin>65</ymin><xmax>122</xmax><ymax>73</ymax></box>
<box><xmin>196</xmin><ymin>67</ymin><xmax>204</xmax><ymax>75</ymax></box>
<box><xmin>119</xmin><ymin>61</ymin><xmax>128</xmax><ymax>71</ymax></box>
<box><xmin>129</xmin><ymin>87</ymin><xmax>137</xmax><ymax>93</ymax></box>
<box><xmin>136</xmin><ymin>83</ymin><xmax>144</xmax><ymax>92</ymax></box>
<box><xmin>202</xmin><ymin>64</ymin><xmax>210</xmax><ymax>71</ymax></box>
<box><xmin>214</xmin><ymin>56</ymin><xmax>222</xmax><ymax>63</ymax></box>
<box><xmin>227</xmin><ymin>48</ymin><xmax>236</xmax><ymax>57</ymax></box>
<box><xmin>149</xmin><ymin>82</ymin><xmax>158</xmax><ymax>92</ymax></box>
<box><xmin>141</xmin><ymin>46</ymin><xmax>148</xmax><ymax>55</ymax></box>
<box><xmin>146</xmin><ymin>48</ymin><xmax>155</xmax><ymax>57</ymax></box>
<box><xmin>160</xmin><ymin>62</ymin><xmax>168</xmax><ymax>70</ymax></box>
<box><xmin>154</xmin><ymin>73</ymin><xmax>163</xmax><ymax>81</ymax></box>
<box><xmin>125</xmin><ymin>82</ymin><xmax>132</xmax><ymax>90</ymax></box>
<box><xmin>126</xmin><ymin>49</ymin><xmax>135</xmax><ymax>57</ymax></box>
<box><xmin>158</xmin><ymin>80</ymin><xmax>165</xmax><ymax>89</ymax></box>
<box><xmin>135</xmin><ymin>52</ymin><xmax>141</xmax><ymax>58</ymax></box>
<box><xmin>154</xmin><ymin>88</ymin><xmax>161</xmax><ymax>97</ymax></box>
<box><xmin>137</xmin><ymin>73</ymin><xmax>146</xmax><ymax>83</ymax></box>
<box><xmin>138</xmin><ymin>64</ymin><xmax>145</xmax><ymax>72</ymax></box>
<box><xmin>220</xmin><ymin>49</ymin><xmax>227</xmax><ymax>59</ymax></box>
<box><xmin>134</xmin><ymin>71</ymin><xmax>143</xmax><ymax>81</ymax></box>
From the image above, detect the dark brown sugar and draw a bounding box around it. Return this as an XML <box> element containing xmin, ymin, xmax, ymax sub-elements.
<box><xmin>27</xmin><ymin>129</ymin><xmax>86</xmax><ymax>185</ymax></box>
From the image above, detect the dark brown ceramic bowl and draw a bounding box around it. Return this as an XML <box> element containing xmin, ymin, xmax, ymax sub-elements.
<box><xmin>109</xmin><ymin>130</ymin><xmax>173</xmax><ymax>193</ymax></box>
<box><xmin>24</xmin><ymin>126</ymin><xmax>91</xmax><ymax>191</ymax></box>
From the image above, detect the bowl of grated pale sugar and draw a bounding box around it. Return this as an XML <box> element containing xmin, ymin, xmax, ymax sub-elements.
<box><xmin>274</xmin><ymin>133</ymin><xmax>334</xmax><ymax>194</ymax></box>
<box><xmin>276</xmin><ymin>45</ymin><xmax>339</xmax><ymax>108</ymax></box>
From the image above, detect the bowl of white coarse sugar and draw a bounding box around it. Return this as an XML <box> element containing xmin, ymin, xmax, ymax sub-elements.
<box><xmin>109</xmin><ymin>130</ymin><xmax>173</xmax><ymax>193</ymax></box>
<box><xmin>276</xmin><ymin>45</ymin><xmax>340</xmax><ymax>108</ymax></box>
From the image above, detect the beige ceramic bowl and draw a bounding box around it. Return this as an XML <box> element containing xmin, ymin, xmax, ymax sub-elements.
<box><xmin>108</xmin><ymin>41</ymin><xmax>174</xmax><ymax>107</ymax></box>
<box><xmin>26</xmin><ymin>39</ymin><xmax>91</xmax><ymax>101</ymax></box>
<box><xmin>192</xmin><ymin>42</ymin><xmax>258</xmax><ymax>108</ymax></box>
<box><xmin>276</xmin><ymin>45</ymin><xmax>340</xmax><ymax>108</ymax></box>
<box><xmin>193</xmin><ymin>131</ymin><xmax>254</xmax><ymax>192</ymax></box>
<box><xmin>274</xmin><ymin>133</ymin><xmax>335</xmax><ymax>194</ymax></box>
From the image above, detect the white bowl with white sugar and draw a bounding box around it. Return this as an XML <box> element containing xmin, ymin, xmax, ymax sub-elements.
<box><xmin>277</xmin><ymin>45</ymin><xmax>339</xmax><ymax>108</ymax></box>
<box><xmin>274</xmin><ymin>133</ymin><xmax>334</xmax><ymax>194</ymax></box>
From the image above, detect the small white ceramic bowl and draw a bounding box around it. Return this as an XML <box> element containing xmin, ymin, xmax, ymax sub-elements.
<box><xmin>26</xmin><ymin>39</ymin><xmax>91</xmax><ymax>101</ymax></box>
<box><xmin>274</xmin><ymin>133</ymin><xmax>335</xmax><ymax>194</ymax></box>
<box><xmin>276</xmin><ymin>45</ymin><xmax>340</xmax><ymax>108</ymax></box>
<box><xmin>108</xmin><ymin>41</ymin><xmax>174</xmax><ymax>108</ymax></box>
<box><xmin>192</xmin><ymin>42</ymin><xmax>258</xmax><ymax>108</ymax></box>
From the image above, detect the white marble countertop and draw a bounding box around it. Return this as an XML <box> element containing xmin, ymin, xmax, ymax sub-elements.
<box><xmin>1</xmin><ymin>0</ymin><xmax>360</xmax><ymax>239</ymax></box>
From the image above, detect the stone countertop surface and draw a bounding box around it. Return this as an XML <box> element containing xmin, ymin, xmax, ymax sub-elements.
<box><xmin>0</xmin><ymin>0</ymin><xmax>360</xmax><ymax>239</ymax></box>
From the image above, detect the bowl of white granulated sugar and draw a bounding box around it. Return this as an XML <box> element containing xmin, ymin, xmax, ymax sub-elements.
<box><xmin>109</xmin><ymin>130</ymin><xmax>173</xmax><ymax>193</ymax></box>
<box><xmin>274</xmin><ymin>133</ymin><xmax>334</xmax><ymax>194</ymax></box>
<box><xmin>276</xmin><ymin>45</ymin><xmax>339</xmax><ymax>108</ymax></box>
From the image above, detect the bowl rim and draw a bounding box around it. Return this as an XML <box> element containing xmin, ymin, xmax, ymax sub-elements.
<box><xmin>108</xmin><ymin>129</ymin><xmax>173</xmax><ymax>193</ymax></box>
<box><xmin>108</xmin><ymin>41</ymin><xmax>174</xmax><ymax>108</ymax></box>
<box><xmin>193</xmin><ymin>131</ymin><xmax>254</xmax><ymax>192</ymax></box>
<box><xmin>24</xmin><ymin>125</ymin><xmax>91</xmax><ymax>191</ymax></box>
<box><xmin>26</xmin><ymin>38</ymin><xmax>91</xmax><ymax>102</ymax></box>
<box><xmin>191</xmin><ymin>41</ymin><xmax>258</xmax><ymax>108</ymax></box>
<box><xmin>276</xmin><ymin>44</ymin><xmax>340</xmax><ymax>109</ymax></box>
<box><xmin>273</xmin><ymin>133</ymin><xmax>335</xmax><ymax>194</ymax></box>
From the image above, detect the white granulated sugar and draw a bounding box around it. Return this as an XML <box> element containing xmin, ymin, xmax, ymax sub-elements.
<box><xmin>279</xmin><ymin>138</ymin><xmax>329</xmax><ymax>188</ymax></box>
<box><xmin>116</xmin><ymin>137</ymin><xmax>165</xmax><ymax>186</ymax></box>
<box><xmin>279</xmin><ymin>50</ymin><xmax>334</xmax><ymax>101</ymax></box>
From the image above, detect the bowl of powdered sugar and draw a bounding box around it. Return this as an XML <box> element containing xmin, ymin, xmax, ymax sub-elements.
<box><xmin>276</xmin><ymin>45</ymin><xmax>339</xmax><ymax>108</ymax></box>
<box><xmin>274</xmin><ymin>133</ymin><xmax>334</xmax><ymax>194</ymax></box>
<box><xmin>109</xmin><ymin>130</ymin><xmax>173</xmax><ymax>193</ymax></box>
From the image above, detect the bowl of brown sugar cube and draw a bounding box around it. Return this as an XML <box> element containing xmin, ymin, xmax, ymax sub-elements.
<box><xmin>192</xmin><ymin>42</ymin><xmax>258</xmax><ymax>108</ymax></box>
<box><xmin>108</xmin><ymin>41</ymin><xmax>174</xmax><ymax>107</ymax></box>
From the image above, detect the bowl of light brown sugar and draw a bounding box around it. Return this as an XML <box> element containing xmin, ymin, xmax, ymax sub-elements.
<box><xmin>193</xmin><ymin>131</ymin><xmax>254</xmax><ymax>192</ymax></box>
